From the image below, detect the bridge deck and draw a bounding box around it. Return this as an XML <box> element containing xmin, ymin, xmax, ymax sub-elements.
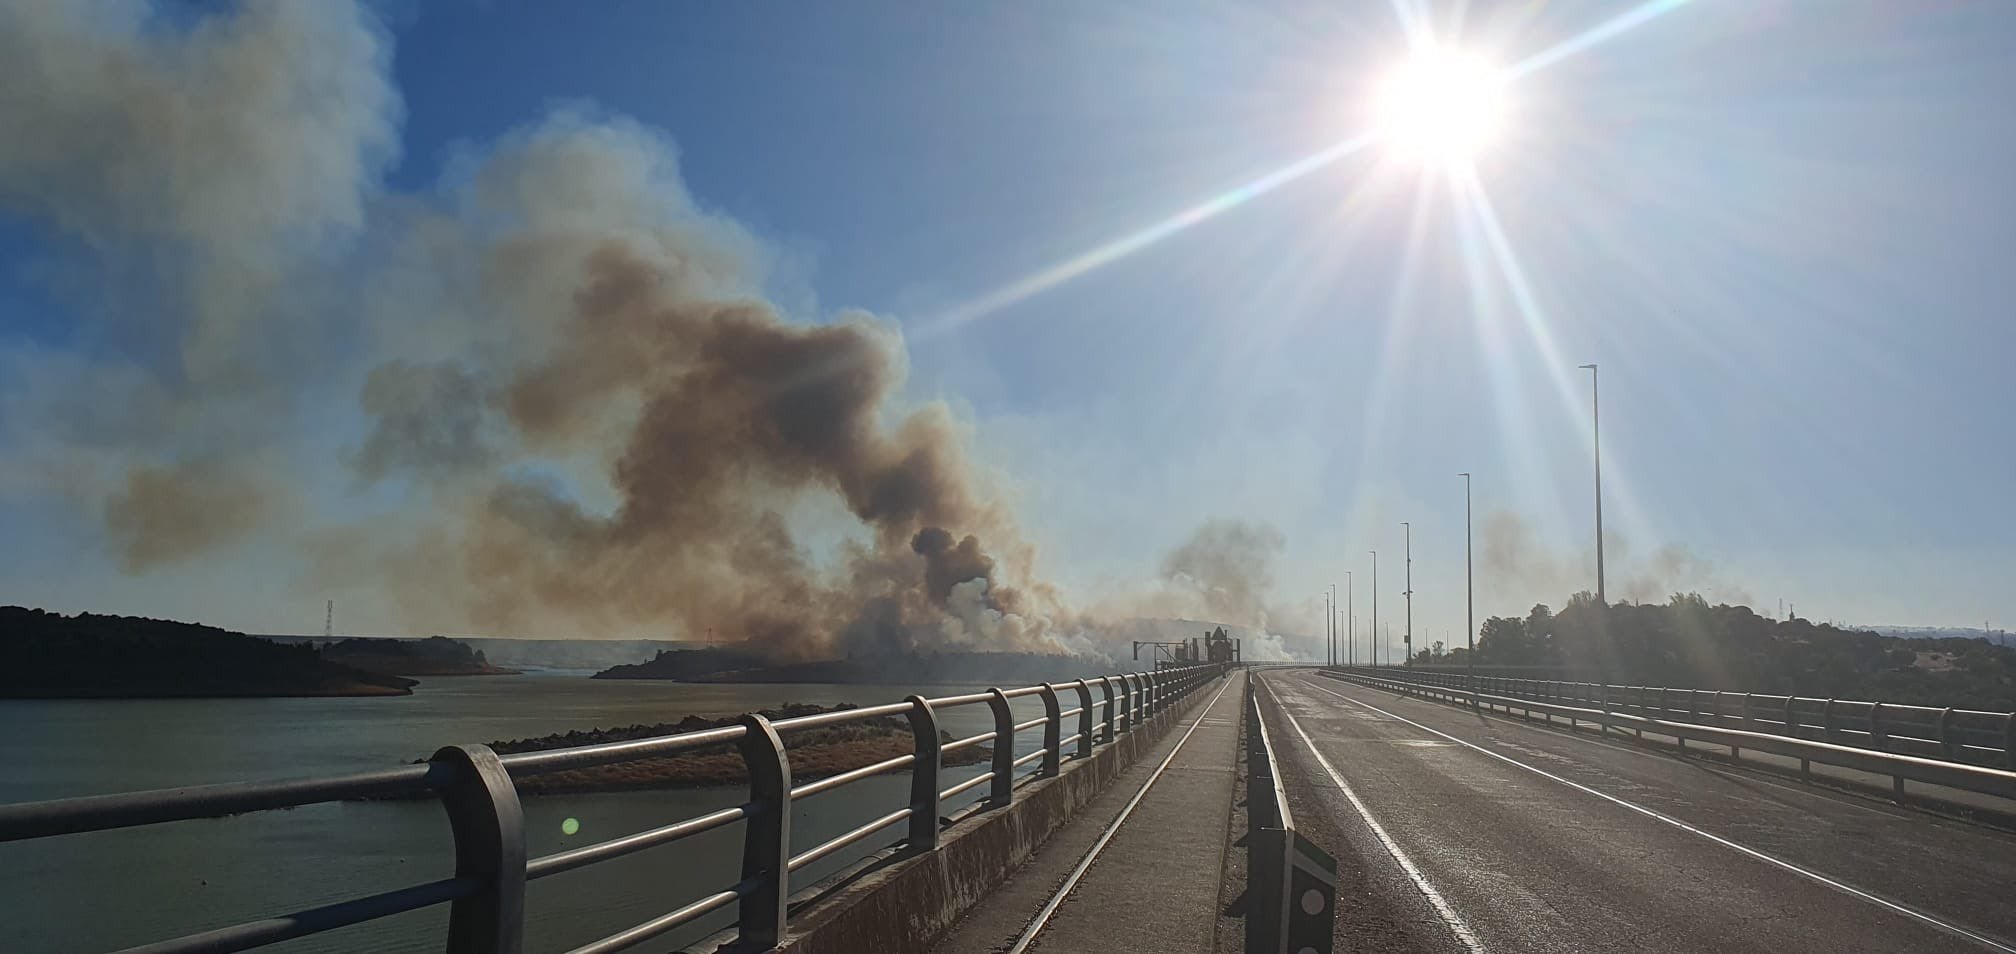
<box><xmin>930</xmin><ymin>669</ymin><xmax>1247</xmax><ymax>954</ymax></box>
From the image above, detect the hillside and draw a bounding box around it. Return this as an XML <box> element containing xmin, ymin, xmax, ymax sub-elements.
<box><xmin>1451</xmin><ymin>594</ymin><xmax>2016</xmax><ymax>710</ymax></box>
<box><xmin>1</xmin><ymin>607</ymin><xmax>418</xmax><ymax>698</ymax></box>
<box><xmin>321</xmin><ymin>636</ymin><xmax>519</xmax><ymax>676</ymax></box>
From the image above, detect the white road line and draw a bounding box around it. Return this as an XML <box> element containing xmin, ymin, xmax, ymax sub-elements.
<box><xmin>1300</xmin><ymin>675</ymin><xmax>2016</xmax><ymax>954</ymax></box>
<box><xmin>1006</xmin><ymin>672</ymin><xmax>1238</xmax><ymax>954</ymax></box>
<box><xmin>1261</xmin><ymin>676</ymin><xmax>1488</xmax><ymax>954</ymax></box>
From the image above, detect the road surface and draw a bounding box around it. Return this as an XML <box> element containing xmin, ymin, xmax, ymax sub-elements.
<box><xmin>1260</xmin><ymin>669</ymin><xmax>2016</xmax><ymax>953</ymax></box>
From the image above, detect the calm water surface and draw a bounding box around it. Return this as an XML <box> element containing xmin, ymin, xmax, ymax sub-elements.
<box><xmin>0</xmin><ymin>674</ymin><xmax>1042</xmax><ymax>953</ymax></box>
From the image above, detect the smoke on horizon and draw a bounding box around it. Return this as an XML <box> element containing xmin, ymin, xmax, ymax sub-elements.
<box><xmin>1480</xmin><ymin>511</ymin><xmax>1755</xmax><ymax>611</ymax></box>
<box><xmin>0</xmin><ymin>0</ymin><xmax>1297</xmax><ymax>660</ymax></box>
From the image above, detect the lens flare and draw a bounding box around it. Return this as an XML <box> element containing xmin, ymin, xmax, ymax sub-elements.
<box><xmin>1376</xmin><ymin>48</ymin><xmax>1508</xmax><ymax>166</ymax></box>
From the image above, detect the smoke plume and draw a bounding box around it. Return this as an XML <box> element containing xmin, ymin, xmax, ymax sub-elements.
<box><xmin>0</xmin><ymin>1</ymin><xmax>1327</xmax><ymax>660</ymax></box>
<box><xmin>0</xmin><ymin>1</ymin><xmax>1104</xmax><ymax>658</ymax></box>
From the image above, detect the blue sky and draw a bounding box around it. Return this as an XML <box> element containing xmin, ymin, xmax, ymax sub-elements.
<box><xmin>2</xmin><ymin>0</ymin><xmax>2012</xmax><ymax>653</ymax></box>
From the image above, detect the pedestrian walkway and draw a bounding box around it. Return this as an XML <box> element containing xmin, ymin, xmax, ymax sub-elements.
<box><xmin>931</xmin><ymin>669</ymin><xmax>1247</xmax><ymax>954</ymax></box>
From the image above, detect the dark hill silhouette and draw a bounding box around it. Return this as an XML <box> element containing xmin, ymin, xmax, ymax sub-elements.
<box><xmin>2</xmin><ymin>606</ymin><xmax>417</xmax><ymax>698</ymax></box>
<box><xmin>1442</xmin><ymin>594</ymin><xmax>2016</xmax><ymax>710</ymax></box>
<box><xmin>321</xmin><ymin>635</ymin><xmax>519</xmax><ymax>676</ymax></box>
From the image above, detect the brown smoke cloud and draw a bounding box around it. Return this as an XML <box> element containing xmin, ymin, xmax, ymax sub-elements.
<box><xmin>0</xmin><ymin>0</ymin><xmax>396</xmax><ymax>566</ymax></box>
<box><xmin>103</xmin><ymin>462</ymin><xmax>273</xmax><ymax>572</ymax></box>
<box><xmin>329</xmin><ymin>127</ymin><xmax>1064</xmax><ymax>656</ymax></box>
<box><xmin>0</xmin><ymin>1</ymin><xmax>1315</xmax><ymax>660</ymax></box>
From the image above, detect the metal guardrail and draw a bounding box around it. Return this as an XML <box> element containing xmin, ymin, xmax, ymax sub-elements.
<box><xmin>1323</xmin><ymin>667</ymin><xmax>2016</xmax><ymax>803</ymax></box>
<box><xmin>1243</xmin><ymin>680</ymin><xmax>1334</xmax><ymax>954</ymax></box>
<box><xmin>0</xmin><ymin>663</ymin><xmax>1229</xmax><ymax>954</ymax></box>
<box><xmin>1332</xmin><ymin>667</ymin><xmax>2016</xmax><ymax>770</ymax></box>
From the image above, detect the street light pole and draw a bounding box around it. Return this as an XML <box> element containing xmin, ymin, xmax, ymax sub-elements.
<box><xmin>1460</xmin><ymin>472</ymin><xmax>1474</xmax><ymax>686</ymax></box>
<box><xmin>1402</xmin><ymin>521</ymin><xmax>1413</xmax><ymax>667</ymax></box>
<box><xmin>1330</xmin><ymin>583</ymin><xmax>1338</xmax><ymax>667</ymax></box>
<box><xmin>1347</xmin><ymin>571</ymin><xmax>1354</xmax><ymax>668</ymax></box>
<box><xmin>1325</xmin><ymin>586</ymin><xmax>1335</xmax><ymax>667</ymax></box>
<box><xmin>1579</xmin><ymin>363</ymin><xmax>1606</xmax><ymax>605</ymax></box>
<box><xmin>1370</xmin><ymin>550</ymin><xmax>1379</xmax><ymax>667</ymax></box>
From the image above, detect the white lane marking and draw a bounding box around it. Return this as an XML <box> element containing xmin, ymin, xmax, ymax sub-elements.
<box><xmin>1007</xmin><ymin>673</ymin><xmax>1238</xmax><ymax>954</ymax></box>
<box><xmin>1261</xmin><ymin>677</ymin><xmax>1488</xmax><ymax>954</ymax></box>
<box><xmin>1300</xmin><ymin>676</ymin><xmax>2016</xmax><ymax>954</ymax></box>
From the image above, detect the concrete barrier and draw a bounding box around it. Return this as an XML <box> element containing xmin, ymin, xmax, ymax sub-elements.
<box><xmin>749</xmin><ymin>674</ymin><xmax>1226</xmax><ymax>954</ymax></box>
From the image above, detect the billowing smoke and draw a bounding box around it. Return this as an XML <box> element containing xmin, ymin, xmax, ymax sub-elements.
<box><xmin>1098</xmin><ymin>519</ymin><xmax>1296</xmax><ymax>661</ymax></box>
<box><xmin>0</xmin><ymin>0</ymin><xmax>396</xmax><ymax>563</ymax></box>
<box><xmin>0</xmin><ymin>1</ymin><xmax>1060</xmax><ymax>656</ymax></box>
<box><xmin>1157</xmin><ymin>519</ymin><xmax>1283</xmax><ymax>626</ymax></box>
<box><xmin>0</xmin><ymin>1</ymin><xmax>1345</xmax><ymax>661</ymax></box>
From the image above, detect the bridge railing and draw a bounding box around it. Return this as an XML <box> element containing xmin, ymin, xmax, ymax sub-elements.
<box><xmin>1324</xmin><ymin>667</ymin><xmax>2016</xmax><ymax>803</ymax></box>
<box><xmin>0</xmin><ymin>663</ymin><xmax>1229</xmax><ymax>954</ymax></box>
<box><xmin>1334</xmin><ymin>667</ymin><xmax>2016</xmax><ymax>770</ymax></box>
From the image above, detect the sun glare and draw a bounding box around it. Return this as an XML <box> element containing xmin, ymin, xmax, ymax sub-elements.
<box><xmin>1376</xmin><ymin>47</ymin><xmax>1508</xmax><ymax>166</ymax></box>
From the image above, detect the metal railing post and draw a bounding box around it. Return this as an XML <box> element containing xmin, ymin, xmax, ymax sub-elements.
<box><xmin>1100</xmin><ymin>677</ymin><xmax>1118</xmax><ymax>742</ymax></box>
<box><xmin>1116</xmin><ymin>676</ymin><xmax>1134</xmax><ymax>733</ymax></box>
<box><xmin>2004</xmin><ymin>712</ymin><xmax>2014</xmax><ymax>770</ymax></box>
<box><xmin>736</xmin><ymin>714</ymin><xmax>791</xmax><ymax>948</ymax></box>
<box><xmin>1135</xmin><ymin>672</ymin><xmax>1149</xmax><ymax>724</ymax></box>
<box><xmin>904</xmin><ymin>696</ymin><xmax>941</xmax><ymax>851</ymax></box>
<box><xmin>986</xmin><ymin>689</ymin><xmax>1016</xmax><ymax>805</ymax></box>
<box><xmin>1039</xmin><ymin>683</ymin><xmax>1063</xmax><ymax>777</ymax></box>
<box><xmin>433</xmin><ymin>745</ymin><xmax>525</xmax><ymax>954</ymax></box>
<box><xmin>1937</xmin><ymin>708</ymin><xmax>1956</xmax><ymax>762</ymax></box>
<box><xmin>1074</xmin><ymin>681</ymin><xmax>1096</xmax><ymax>760</ymax></box>
<box><xmin>1870</xmin><ymin>702</ymin><xmax>1887</xmax><ymax>750</ymax></box>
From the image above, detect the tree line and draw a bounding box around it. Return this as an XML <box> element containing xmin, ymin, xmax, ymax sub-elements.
<box><xmin>1408</xmin><ymin>593</ymin><xmax>2016</xmax><ymax>711</ymax></box>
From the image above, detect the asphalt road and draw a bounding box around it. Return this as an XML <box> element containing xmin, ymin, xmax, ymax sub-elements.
<box><xmin>1260</xmin><ymin>669</ymin><xmax>2016</xmax><ymax>954</ymax></box>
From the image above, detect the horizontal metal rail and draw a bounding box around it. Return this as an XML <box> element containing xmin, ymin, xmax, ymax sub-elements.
<box><xmin>112</xmin><ymin>876</ymin><xmax>479</xmax><ymax>954</ymax></box>
<box><xmin>1</xmin><ymin>662</ymin><xmax>1231</xmax><ymax>954</ymax></box>
<box><xmin>1324</xmin><ymin>668</ymin><xmax>2016</xmax><ymax>802</ymax></box>
<box><xmin>527</xmin><ymin>804</ymin><xmax>752</xmax><ymax>880</ymax></box>
<box><xmin>1341</xmin><ymin>666</ymin><xmax>2016</xmax><ymax>770</ymax></box>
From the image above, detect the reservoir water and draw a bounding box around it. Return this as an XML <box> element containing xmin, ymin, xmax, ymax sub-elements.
<box><xmin>0</xmin><ymin>673</ymin><xmax>1042</xmax><ymax>953</ymax></box>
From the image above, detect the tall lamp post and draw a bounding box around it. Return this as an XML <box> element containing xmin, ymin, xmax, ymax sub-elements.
<box><xmin>1326</xmin><ymin>585</ymin><xmax>1336</xmax><ymax>667</ymax></box>
<box><xmin>1347</xmin><ymin>571</ymin><xmax>1354</xmax><ymax>668</ymax></box>
<box><xmin>1369</xmin><ymin>551</ymin><xmax>1379</xmax><ymax>667</ymax></box>
<box><xmin>1460</xmin><ymin>472</ymin><xmax>1475</xmax><ymax>696</ymax></box>
<box><xmin>1402</xmin><ymin>522</ymin><xmax>1413</xmax><ymax>667</ymax></box>
<box><xmin>1578</xmin><ymin>363</ymin><xmax>1606</xmax><ymax>605</ymax></box>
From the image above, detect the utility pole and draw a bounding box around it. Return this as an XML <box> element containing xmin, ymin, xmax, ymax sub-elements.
<box><xmin>1347</xmin><ymin>571</ymin><xmax>1355</xmax><ymax>668</ymax></box>
<box><xmin>1579</xmin><ymin>363</ymin><xmax>1606</xmax><ymax>605</ymax></box>
<box><xmin>1370</xmin><ymin>551</ymin><xmax>1379</xmax><ymax>667</ymax></box>
<box><xmin>1460</xmin><ymin>473</ymin><xmax>1474</xmax><ymax>687</ymax></box>
<box><xmin>1402</xmin><ymin>522</ymin><xmax>1414</xmax><ymax>667</ymax></box>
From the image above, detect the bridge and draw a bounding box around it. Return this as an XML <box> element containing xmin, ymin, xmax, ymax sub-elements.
<box><xmin>5</xmin><ymin>664</ymin><xmax>2016</xmax><ymax>953</ymax></box>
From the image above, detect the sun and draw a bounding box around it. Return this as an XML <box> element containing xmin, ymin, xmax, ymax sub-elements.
<box><xmin>1375</xmin><ymin>47</ymin><xmax>1508</xmax><ymax>166</ymax></box>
